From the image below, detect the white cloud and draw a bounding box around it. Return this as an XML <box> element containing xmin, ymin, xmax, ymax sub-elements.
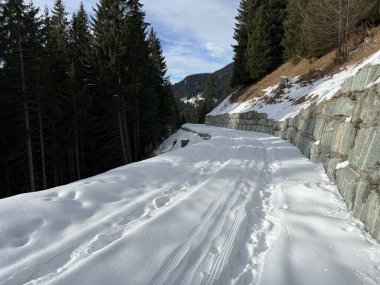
<box><xmin>205</xmin><ymin>43</ymin><xmax>230</xmax><ymax>58</ymax></box>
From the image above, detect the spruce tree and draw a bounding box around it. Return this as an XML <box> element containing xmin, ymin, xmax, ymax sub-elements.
<box><xmin>246</xmin><ymin>0</ymin><xmax>287</xmax><ymax>82</ymax></box>
<box><xmin>282</xmin><ymin>0</ymin><xmax>309</xmax><ymax>62</ymax></box>
<box><xmin>125</xmin><ymin>0</ymin><xmax>158</xmax><ymax>160</ymax></box>
<box><xmin>148</xmin><ymin>28</ymin><xmax>178</xmax><ymax>136</ymax></box>
<box><xmin>93</xmin><ymin>0</ymin><xmax>132</xmax><ymax>165</ymax></box>
<box><xmin>231</xmin><ymin>0</ymin><xmax>251</xmax><ymax>87</ymax></box>
<box><xmin>0</xmin><ymin>0</ymin><xmax>45</xmax><ymax>193</ymax></box>
<box><xmin>67</xmin><ymin>2</ymin><xmax>93</xmax><ymax>180</ymax></box>
<box><xmin>200</xmin><ymin>74</ymin><xmax>216</xmax><ymax>123</ymax></box>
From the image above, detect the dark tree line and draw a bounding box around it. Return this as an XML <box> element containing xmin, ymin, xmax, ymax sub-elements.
<box><xmin>231</xmin><ymin>0</ymin><xmax>287</xmax><ymax>87</ymax></box>
<box><xmin>0</xmin><ymin>0</ymin><xmax>178</xmax><ymax>198</ymax></box>
<box><xmin>231</xmin><ymin>0</ymin><xmax>379</xmax><ymax>87</ymax></box>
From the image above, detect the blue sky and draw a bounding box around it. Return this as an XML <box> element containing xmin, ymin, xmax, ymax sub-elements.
<box><xmin>33</xmin><ymin>0</ymin><xmax>240</xmax><ymax>83</ymax></box>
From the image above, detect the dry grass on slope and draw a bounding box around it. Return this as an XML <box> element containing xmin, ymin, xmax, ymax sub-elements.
<box><xmin>232</xmin><ymin>26</ymin><xmax>380</xmax><ymax>103</ymax></box>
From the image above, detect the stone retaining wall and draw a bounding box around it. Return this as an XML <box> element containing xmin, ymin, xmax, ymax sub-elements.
<box><xmin>205</xmin><ymin>68</ymin><xmax>380</xmax><ymax>242</ymax></box>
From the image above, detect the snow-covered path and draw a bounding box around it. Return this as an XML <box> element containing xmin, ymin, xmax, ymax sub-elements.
<box><xmin>1</xmin><ymin>125</ymin><xmax>380</xmax><ymax>285</ymax></box>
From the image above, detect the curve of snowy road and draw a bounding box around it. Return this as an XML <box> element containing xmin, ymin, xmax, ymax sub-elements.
<box><xmin>0</xmin><ymin>124</ymin><xmax>379</xmax><ymax>285</ymax></box>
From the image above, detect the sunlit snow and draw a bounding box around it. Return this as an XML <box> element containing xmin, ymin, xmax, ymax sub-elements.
<box><xmin>0</xmin><ymin>125</ymin><xmax>379</xmax><ymax>285</ymax></box>
<box><xmin>210</xmin><ymin>50</ymin><xmax>380</xmax><ymax>121</ymax></box>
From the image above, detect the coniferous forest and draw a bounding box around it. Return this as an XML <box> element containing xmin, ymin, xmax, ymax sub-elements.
<box><xmin>0</xmin><ymin>0</ymin><xmax>179</xmax><ymax>198</ymax></box>
<box><xmin>231</xmin><ymin>0</ymin><xmax>379</xmax><ymax>87</ymax></box>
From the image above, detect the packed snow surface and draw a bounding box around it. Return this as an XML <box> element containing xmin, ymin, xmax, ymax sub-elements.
<box><xmin>1</xmin><ymin>125</ymin><xmax>380</xmax><ymax>285</ymax></box>
<box><xmin>210</xmin><ymin>50</ymin><xmax>380</xmax><ymax>121</ymax></box>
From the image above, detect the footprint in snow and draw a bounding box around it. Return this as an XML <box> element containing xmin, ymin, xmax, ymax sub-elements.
<box><xmin>7</xmin><ymin>218</ymin><xmax>44</xmax><ymax>248</ymax></box>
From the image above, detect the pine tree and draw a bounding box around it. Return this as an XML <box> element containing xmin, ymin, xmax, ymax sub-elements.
<box><xmin>231</xmin><ymin>0</ymin><xmax>287</xmax><ymax>85</ymax></box>
<box><xmin>246</xmin><ymin>0</ymin><xmax>287</xmax><ymax>82</ymax></box>
<box><xmin>93</xmin><ymin>0</ymin><xmax>132</xmax><ymax>166</ymax></box>
<box><xmin>148</xmin><ymin>28</ymin><xmax>178</xmax><ymax>136</ymax></box>
<box><xmin>200</xmin><ymin>74</ymin><xmax>216</xmax><ymax>123</ymax></box>
<box><xmin>231</xmin><ymin>0</ymin><xmax>251</xmax><ymax>87</ymax></box>
<box><xmin>0</xmin><ymin>0</ymin><xmax>179</xmax><ymax>198</ymax></box>
<box><xmin>0</xmin><ymin>0</ymin><xmax>45</xmax><ymax>194</ymax></box>
<box><xmin>125</xmin><ymin>0</ymin><xmax>157</xmax><ymax>160</ymax></box>
<box><xmin>51</xmin><ymin>0</ymin><xmax>69</xmax><ymax>53</ymax></box>
<box><xmin>282</xmin><ymin>0</ymin><xmax>309</xmax><ymax>62</ymax></box>
<box><xmin>67</xmin><ymin>2</ymin><xmax>93</xmax><ymax>180</ymax></box>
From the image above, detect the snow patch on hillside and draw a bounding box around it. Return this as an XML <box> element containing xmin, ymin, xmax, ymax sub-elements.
<box><xmin>181</xmin><ymin>93</ymin><xmax>204</xmax><ymax>105</ymax></box>
<box><xmin>210</xmin><ymin>50</ymin><xmax>380</xmax><ymax>121</ymax></box>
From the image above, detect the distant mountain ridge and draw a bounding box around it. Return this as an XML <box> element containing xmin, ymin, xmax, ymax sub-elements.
<box><xmin>172</xmin><ymin>63</ymin><xmax>233</xmax><ymax>101</ymax></box>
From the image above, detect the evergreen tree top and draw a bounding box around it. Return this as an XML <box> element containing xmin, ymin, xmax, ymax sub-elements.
<box><xmin>148</xmin><ymin>28</ymin><xmax>169</xmax><ymax>84</ymax></box>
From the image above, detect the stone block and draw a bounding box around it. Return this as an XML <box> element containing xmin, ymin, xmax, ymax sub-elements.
<box><xmin>352</xmin><ymin>179</ymin><xmax>380</xmax><ymax>241</ymax></box>
<box><xmin>341</xmin><ymin>64</ymin><xmax>380</xmax><ymax>93</ymax></box>
<box><xmin>321</xmin><ymin>120</ymin><xmax>340</xmax><ymax>148</ymax></box>
<box><xmin>359</xmin><ymin>86</ymin><xmax>380</xmax><ymax>124</ymax></box>
<box><xmin>310</xmin><ymin>141</ymin><xmax>321</xmax><ymax>162</ymax></box>
<box><xmin>330</xmin><ymin>123</ymin><xmax>357</xmax><ymax>156</ymax></box>
<box><xmin>313</xmin><ymin>117</ymin><xmax>328</xmax><ymax>141</ymax></box>
<box><xmin>349</xmin><ymin>127</ymin><xmax>380</xmax><ymax>171</ymax></box>
<box><xmin>332</xmin><ymin>96</ymin><xmax>356</xmax><ymax>117</ymax></box>
<box><xmin>336</xmin><ymin>166</ymin><xmax>360</xmax><ymax>211</ymax></box>
<box><xmin>301</xmin><ymin>137</ymin><xmax>313</xmax><ymax>158</ymax></box>
<box><xmin>324</xmin><ymin>157</ymin><xmax>340</xmax><ymax>181</ymax></box>
<box><xmin>306</xmin><ymin>117</ymin><xmax>316</xmax><ymax>137</ymax></box>
<box><xmin>273</xmin><ymin>131</ymin><xmax>282</xmax><ymax>137</ymax></box>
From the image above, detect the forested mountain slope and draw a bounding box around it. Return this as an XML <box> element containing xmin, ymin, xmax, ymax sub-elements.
<box><xmin>172</xmin><ymin>63</ymin><xmax>233</xmax><ymax>100</ymax></box>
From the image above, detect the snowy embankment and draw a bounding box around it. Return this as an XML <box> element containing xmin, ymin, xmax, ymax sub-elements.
<box><xmin>1</xmin><ymin>125</ymin><xmax>380</xmax><ymax>285</ymax></box>
<box><xmin>210</xmin><ymin>50</ymin><xmax>380</xmax><ymax>121</ymax></box>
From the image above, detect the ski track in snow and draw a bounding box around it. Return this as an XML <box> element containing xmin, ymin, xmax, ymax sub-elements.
<box><xmin>15</xmin><ymin>141</ymin><xmax>236</xmax><ymax>285</ymax></box>
<box><xmin>0</xmin><ymin>124</ymin><xmax>380</xmax><ymax>285</ymax></box>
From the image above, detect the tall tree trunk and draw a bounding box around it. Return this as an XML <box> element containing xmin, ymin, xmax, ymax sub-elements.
<box><xmin>121</xmin><ymin>95</ymin><xmax>132</xmax><ymax>163</ymax></box>
<box><xmin>80</xmin><ymin>118</ymin><xmax>85</xmax><ymax>178</ymax></box>
<box><xmin>37</xmin><ymin>79</ymin><xmax>47</xmax><ymax>190</ymax></box>
<box><xmin>74</xmin><ymin>120</ymin><xmax>81</xmax><ymax>180</ymax></box>
<box><xmin>18</xmin><ymin>29</ymin><xmax>35</xmax><ymax>192</ymax></box>
<box><xmin>134</xmin><ymin>95</ymin><xmax>140</xmax><ymax>161</ymax></box>
<box><xmin>5</xmin><ymin>163</ymin><xmax>11</xmax><ymax>197</ymax></box>
<box><xmin>117</xmin><ymin>96</ymin><xmax>128</xmax><ymax>164</ymax></box>
<box><xmin>344</xmin><ymin>0</ymin><xmax>351</xmax><ymax>58</ymax></box>
<box><xmin>53</xmin><ymin>145</ymin><xmax>58</xmax><ymax>186</ymax></box>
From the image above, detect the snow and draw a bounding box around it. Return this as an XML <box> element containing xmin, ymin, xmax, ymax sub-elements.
<box><xmin>336</xmin><ymin>161</ymin><xmax>350</xmax><ymax>170</ymax></box>
<box><xmin>314</xmin><ymin>140</ymin><xmax>321</xmax><ymax>146</ymax></box>
<box><xmin>210</xmin><ymin>50</ymin><xmax>380</xmax><ymax>121</ymax></box>
<box><xmin>1</xmin><ymin>125</ymin><xmax>380</xmax><ymax>285</ymax></box>
<box><xmin>154</xmin><ymin>128</ymin><xmax>203</xmax><ymax>155</ymax></box>
<box><xmin>181</xmin><ymin>93</ymin><xmax>204</xmax><ymax>105</ymax></box>
<box><xmin>345</xmin><ymin>116</ymin><xmax>352</xmax><ymax>123</ymax></box>
<box><xmin>367</xmin><ymin>77</ymin><xmax>380</xmax><ymax>88</ymax></box>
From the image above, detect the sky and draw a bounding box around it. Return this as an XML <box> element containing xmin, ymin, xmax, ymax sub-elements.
<box><xmin>33</xmin><ymin>0</ymin><xmax>240</xmax><ymax>83</ymax></box>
